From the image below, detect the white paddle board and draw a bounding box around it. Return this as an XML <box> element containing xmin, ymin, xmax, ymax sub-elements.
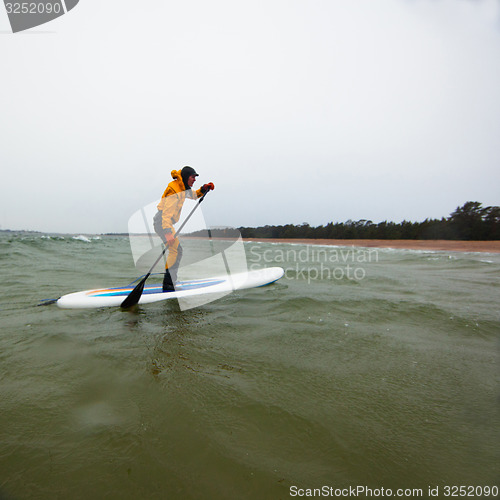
<box><xmin>57</xmin><ymin>267</ymin><xmax>284</xmax><ymax>309</ymax></box>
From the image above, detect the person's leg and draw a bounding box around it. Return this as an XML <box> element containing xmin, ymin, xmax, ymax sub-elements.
<box><xmin>163</xmin><ymin>238</ymin><xmax>183</xmax><ymax>291</ymax></box>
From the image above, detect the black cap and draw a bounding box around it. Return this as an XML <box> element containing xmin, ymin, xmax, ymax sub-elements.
<box><xmin>181</xmin><ymin>166</ymin><xmax>198</xmax><ymax>177</ymax></box>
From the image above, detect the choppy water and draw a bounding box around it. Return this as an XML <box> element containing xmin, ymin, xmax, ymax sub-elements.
<box><xmin>0</xmin><ymin>232</ymin><xmax>499</xmax><ymax>499</ymax></box>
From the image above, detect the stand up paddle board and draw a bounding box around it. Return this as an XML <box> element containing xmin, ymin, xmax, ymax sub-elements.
<box><xmin>57</xmin><ymin>267</ymin><xmax>284</xmax><ymax>309</ymax></box>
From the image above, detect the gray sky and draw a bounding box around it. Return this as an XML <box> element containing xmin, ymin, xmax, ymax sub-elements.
<box><xmin>1</xmin><ymin>0</ymin><xmax>499</xmax><ymax>233</ymax></box>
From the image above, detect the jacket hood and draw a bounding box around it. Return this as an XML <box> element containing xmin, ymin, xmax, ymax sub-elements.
<box><xmin>171</xmin><ymin>169</ymin><xmax>185</xmax><ymax>190</ymax></box>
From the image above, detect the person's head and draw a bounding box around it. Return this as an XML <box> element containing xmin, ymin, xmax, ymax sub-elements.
<box><xmin>181</xmin><ymin>166</ymin><xmax>198</xmax><ymax>189</ymax></box>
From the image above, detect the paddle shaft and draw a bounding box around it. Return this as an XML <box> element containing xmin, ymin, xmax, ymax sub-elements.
<box><xmin>120</xmin><ymin>191</ymin><xmax>208</xmax><ymax>308</ymax></box>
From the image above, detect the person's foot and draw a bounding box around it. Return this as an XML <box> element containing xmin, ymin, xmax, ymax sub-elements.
<box><xmin>162</xmin><ymin>271</ymin><xmax>175</xmax><ymax>292</ymax></box>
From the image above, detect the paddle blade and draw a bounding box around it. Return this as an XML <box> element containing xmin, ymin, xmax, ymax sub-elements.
<box><xmin>37</xmin><ymin>298</ymin><xmax>59</xmax><ymax>306</ymax></box>
<box><xmin>120</xmin><ymin>278</ymin><xmax>146</xmax><ymax>309</ymax></box>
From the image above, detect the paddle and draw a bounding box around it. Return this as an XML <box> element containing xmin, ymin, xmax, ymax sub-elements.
<box><xmin>120</xmin><ymin>191</ymin><xmax>209</xmax><ymax>309</ymax></box>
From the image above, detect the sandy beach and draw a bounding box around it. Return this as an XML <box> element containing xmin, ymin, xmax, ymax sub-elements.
<box><xmin>243</xmin><ymin>238</ymin><xmax>500</xmax><ymax>253</ymax></box>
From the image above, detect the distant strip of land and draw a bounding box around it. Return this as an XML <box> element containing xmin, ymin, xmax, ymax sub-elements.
<box><xmin>242</xmin><ymin>239</ymin><xmax>500</xmax><ymax>253</ymax></box>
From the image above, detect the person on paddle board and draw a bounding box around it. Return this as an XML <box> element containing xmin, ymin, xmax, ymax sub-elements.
<box><xmin>154</xmin><ymin>166</ymin><xmax>214</xmax><ymax>291</ymax></box>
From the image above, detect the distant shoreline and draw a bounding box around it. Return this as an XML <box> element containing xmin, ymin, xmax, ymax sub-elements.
<box><xmin>242</xmin><ymin>238</ymin><xmax>500</xmax><ymax>253</ymax></box>
<box><xmin>2</xmin><ymin>230</ymin><xmax>499</xmax><ymax>253</ymax></box>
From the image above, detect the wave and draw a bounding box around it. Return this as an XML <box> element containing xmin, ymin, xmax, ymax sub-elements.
<box><xmin>72</xmin><ymin>235</ymin><xmax>101</xmax><ymax>243</ymax></box>
<box><xmin>0</xmin><ymin>232</ymin><xmax>107</xmax><ymax>244</ymax></box>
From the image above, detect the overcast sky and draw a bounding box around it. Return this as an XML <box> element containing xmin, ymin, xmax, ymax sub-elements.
<box><xmin>1</xmin><ymin>0</ymin><xmax>499</xmax><ymax>233</ymax></box>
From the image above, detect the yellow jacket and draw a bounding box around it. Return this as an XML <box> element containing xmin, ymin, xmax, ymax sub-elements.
<box><xmin>157</xmin><ymin>170</ymin><xmax>204</xmax><ymax>235</ymax></box>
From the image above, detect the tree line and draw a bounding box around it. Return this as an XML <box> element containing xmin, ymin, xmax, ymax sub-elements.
<box><xmin>235</xmin><ymin>202</ymin><xmax>500</xmax><ymax>241</ymax></box>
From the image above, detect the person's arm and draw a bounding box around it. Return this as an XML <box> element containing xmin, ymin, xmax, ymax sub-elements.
<box><xmin>161</xmin><ymin>188</ymin><xmax>179</xmax><ymax>241</ymax></box>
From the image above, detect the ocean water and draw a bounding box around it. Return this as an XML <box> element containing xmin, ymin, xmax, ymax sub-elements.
<box><xmin>0</xmin><ymin>232</ymin><xmax>499</xmax><ymax>499</ymax></box>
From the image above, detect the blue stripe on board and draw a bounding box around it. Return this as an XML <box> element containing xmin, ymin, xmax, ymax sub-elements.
<box><xmin>88</xmin><ymin>279</ymin><xmax>226</xmax><ymax>298</ymax></box>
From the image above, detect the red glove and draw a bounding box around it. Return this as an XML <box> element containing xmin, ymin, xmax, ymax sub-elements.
<box><xmin>164</xmin><ymin>232</ymin><xmax>175</xmax><ymax>246</ymax></box>
<box><xmin>201</xmin><ymin>182</ymin><xmax>215</xmax><ymax>193</ymax></box>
